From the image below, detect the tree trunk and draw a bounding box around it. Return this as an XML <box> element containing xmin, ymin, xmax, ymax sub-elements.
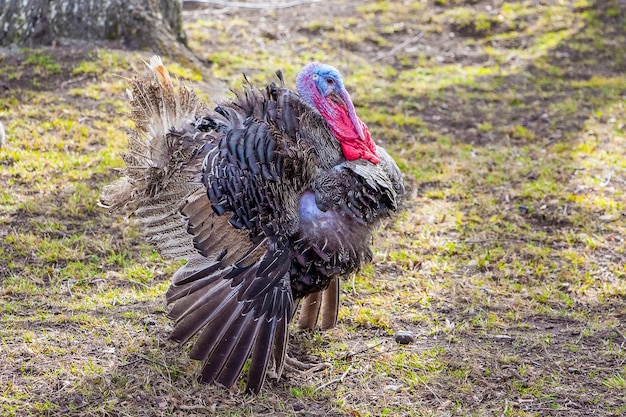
<box><xmin>0</xmin><ymin>0</ymin><xmax>189</xmax><ymax>59</ymax></box>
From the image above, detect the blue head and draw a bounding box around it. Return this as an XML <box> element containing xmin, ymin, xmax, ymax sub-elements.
<box><xmin>295</xmin><ymin>63</ymin><xmax>379</xmax><ymax>164</ymax></box>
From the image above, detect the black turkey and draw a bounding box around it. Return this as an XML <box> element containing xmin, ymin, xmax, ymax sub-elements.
<box><xmin>100</xmin><ymin>56</ymin><xmax>404</xmax><ymax>393</ymax></box>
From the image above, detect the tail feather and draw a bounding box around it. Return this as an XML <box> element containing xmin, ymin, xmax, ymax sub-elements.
<box><xmin>100</xmin><ymin>55</ymin><xmax>207</xmax><ymax>213</ymax></box>
<box><xmin>99</xmin><ymin>57</ymin><xmax>211</xmax><ymax>262</ymax></box>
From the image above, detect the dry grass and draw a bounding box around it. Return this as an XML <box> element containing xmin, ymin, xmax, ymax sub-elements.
<box><xmin>1</xmin><ymin>0</ymin><xmax>626</xmax><ymax>416</ymax></box>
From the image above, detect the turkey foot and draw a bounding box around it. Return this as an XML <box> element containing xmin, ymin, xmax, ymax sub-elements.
<box><xmin>268</xmin><ymin>355</ymin><xmax>331</xmax><ymax>380</ymax></box>
<box><xmin>284</xmin><ymin>354</ymin><xmax>331</xmax><ymax>376</ymax></box>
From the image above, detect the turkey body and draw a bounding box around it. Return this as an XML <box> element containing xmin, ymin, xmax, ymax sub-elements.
<box><xmin>101</xmin><ymin>57</ymin><xmax>404</xmax><ymax>393</ymax></box>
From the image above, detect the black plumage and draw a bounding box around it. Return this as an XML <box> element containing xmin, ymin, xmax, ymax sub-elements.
<box><xmin>100</xmin><ymin>56</ymin><xmax>404</xmax><ymax>393</ymax></box>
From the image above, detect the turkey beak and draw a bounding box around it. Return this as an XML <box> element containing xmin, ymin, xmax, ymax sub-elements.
<box><xmin>329</xmin><ymin>89</ymin><xmax>366</xmax><ymax>141</ymax></box>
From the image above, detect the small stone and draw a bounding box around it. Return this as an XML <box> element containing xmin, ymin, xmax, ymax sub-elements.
<box><xmin>394</xmin><ymin>330</ymin><xmax>416</xmax><ymax>345</ymax></box>
<box><xmin>293</xmin><ymin>402</ymin><xmax>305</xmax><ymax>412</ymax></box>
<box><xmin>156</xmin><ymin>397</ymin><xmax>168</xmax><ymax>409</ymax></box>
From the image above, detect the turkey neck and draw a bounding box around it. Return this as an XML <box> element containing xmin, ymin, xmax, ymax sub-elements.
<box><xmin>278</xmin><ymin>88</ymin><xmax>344</xmax><ymax>170</ymax></box>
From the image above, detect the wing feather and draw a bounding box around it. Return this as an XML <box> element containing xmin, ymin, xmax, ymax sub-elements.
<box><xmin>246</xmin><ymin>313</ymin><xmax>278</xmax><ymax>393</ymax></box>
<box><xmin>214</xmin><ymin>312</ymin><xmax>262</xmax><ymax>387</ymax></box>
<box><xmin>165</xmin><ymin>236</ymin><xmax>294</xmax><ymax>393</ymax></box>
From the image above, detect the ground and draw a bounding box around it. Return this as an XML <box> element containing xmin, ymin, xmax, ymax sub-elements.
<box><xmin>1</xmin><ymin>0</ymin><xmax>625</xmax><ymax>416</ymax></box>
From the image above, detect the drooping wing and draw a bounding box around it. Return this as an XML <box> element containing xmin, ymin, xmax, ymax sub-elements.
<box><xmin>312</xmin><ymin>145</ymin><xmax>403</xmax><ymax>223</ymax></box>
<box><xmin>165</xmin><ymin>193</ymin><xmax>294</xmax><ymax>392</ymax></box>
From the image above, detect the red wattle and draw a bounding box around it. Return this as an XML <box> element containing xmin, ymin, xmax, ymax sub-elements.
<box><xmin>321</xmin><ymin>102</ymin><xmax>380</xmax><ymax>165</ymax></box>
<box><xmin>340</xmin><ymin>137</ymin><xmax>380</xmax><ymax>164</ymax></box>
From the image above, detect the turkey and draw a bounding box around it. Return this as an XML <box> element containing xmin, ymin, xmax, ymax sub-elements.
<box><xmin>100</xmin><ymin>56</ymin><xmax>404</xmax><ymax>394</ymax></box>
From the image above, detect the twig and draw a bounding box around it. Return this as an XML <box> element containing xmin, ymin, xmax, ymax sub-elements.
<box><xmin>184</xmin><ymin>0</ymin><xmax>321</xmax><ymax>9</ymax></box>
<box><xmin>449</xmin><ymin>238</ymin><xmax>530</xmax><ymax>244</ymax></box>
<box><xmin>500</xmin><ymin>398</ymin><xmax>510</xmax><ymax>417</ymax></box>
<box><xmin>614</xmin><ymin>327</ymin><xmax>626</xmax><ymax>343</ymax></box>
<box><xmin>342</xmin><ymin>340</ymin><xmax>384</xmax><ymax>361</ymax></box>
<box><xmin>62</xmin><ymin>395</ymin><xmax>103</xmax><ymax>413</ymax></box>
<box><xmin>373</xmin><ymin>32</ymin><xmax>424</xmax><ymax>62</ymax></box>
<box><xmin>66</xmin><ymin>280</ymin><xmax>73</xmax><ymax>297</ymax></box>
<box><xmin>61</xmin><ymin>75</ymin><xmax>89</xmax><ymax>88</ymax></box>
<box><xmin>415</xmin><ymin>373</ymin><xmax>441</xmax><ymax>402</ymax></box>
<box><xmin>178</xmin><ymin>404</ymin><xmax>216</xmax><ymax>411</ymax></box>
<box><xmin>0</xmin><ymin>120</ymin><xmax>5</xmax><ymax>148</ymax></box>
<box><xmin>522</xmin><ymin>405</ymin><xmax>568</xmax><ymax>412</ymax></box>
<box><xmin>136</xmin><ymin>354</ymin><xmax>172</xmax><ymax>369</ymax></box>
<box><xmin>119</xmin><ymin>357</ymin><xmax>145</xmax><ymax>368</ymax></box>
<box><xmin>121</xmin><ymin>354</ymin><xmax>174</xmax><ymax>371</ymax></box>
<box><xmin>315</xmin><ymin>364</ymin><xmax>353</xmax><ymax>392</ymax></box>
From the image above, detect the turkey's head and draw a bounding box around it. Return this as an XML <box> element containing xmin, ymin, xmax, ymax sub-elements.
<box><xmin>296</xmin><ymin>63</ymin><xmax>379</xmax><ymax>165</ymax></box>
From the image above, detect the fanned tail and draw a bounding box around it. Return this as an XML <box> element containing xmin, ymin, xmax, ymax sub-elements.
<box><xmin>99</xmin><ymin>55</ymin><xmax>207</xmax><ymax>213</ymax></box>
<box><xmin>99</xmin><ymin>56</ymin><xmax>212</xmax><ymax>260</ymax></box>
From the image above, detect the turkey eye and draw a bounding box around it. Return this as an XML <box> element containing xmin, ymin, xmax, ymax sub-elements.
<box><xmin>326</xmin><ymin>78</ymin><xmax>334</xmax><ymax>85</ymax></box>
